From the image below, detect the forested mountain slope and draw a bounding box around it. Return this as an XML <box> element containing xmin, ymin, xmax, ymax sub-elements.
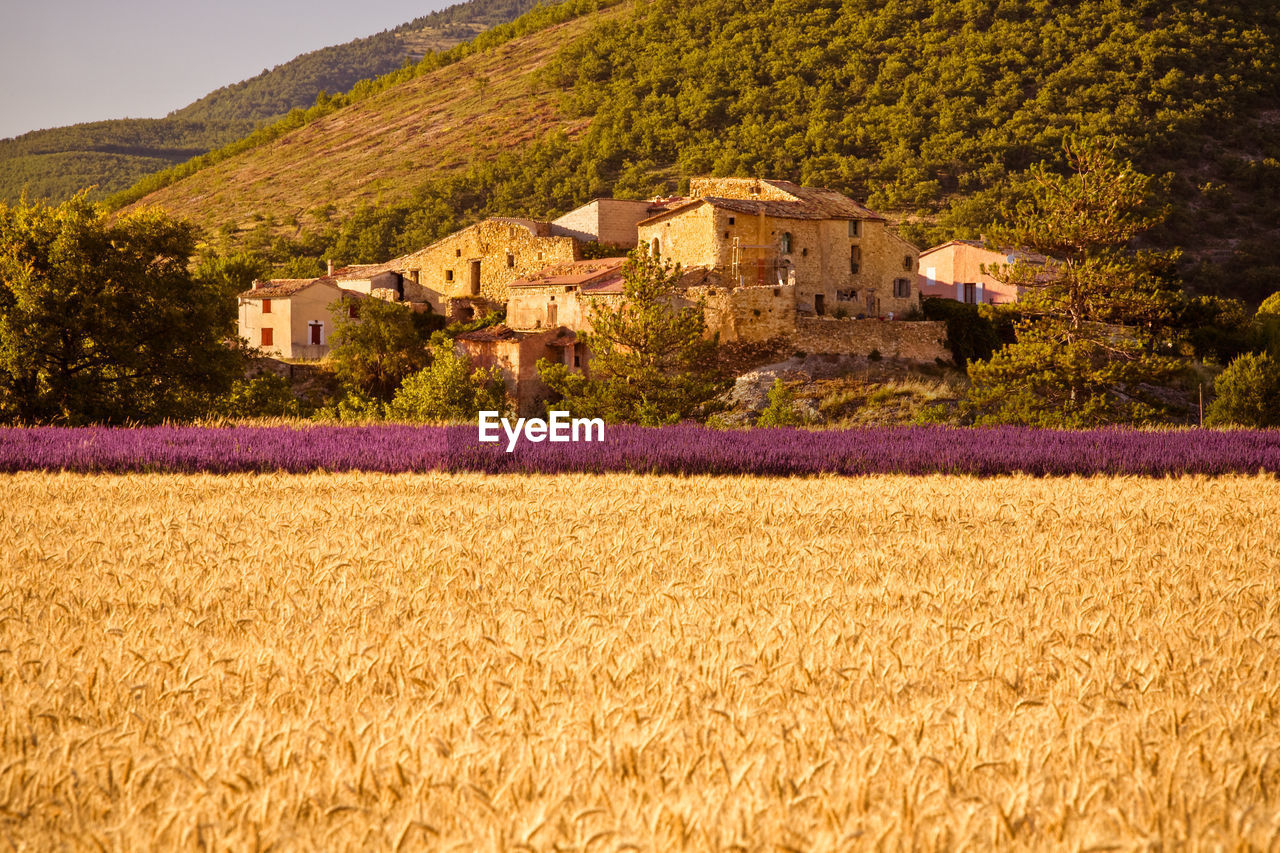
<box><xmin>0</xmin><ymin>0</ymin><xmax>543</xmax><ymax>203</ymax></box>
<box><xmin>125</xmin><ymin>0</ymin><xmax>1280</xmax><ymax>302</ymax></box>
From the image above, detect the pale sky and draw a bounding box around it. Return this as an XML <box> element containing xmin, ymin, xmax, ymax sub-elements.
<box><xmin>0</xmin><ymin>0</ymin><xmax>457</xmax><ymax>140</ymax></box>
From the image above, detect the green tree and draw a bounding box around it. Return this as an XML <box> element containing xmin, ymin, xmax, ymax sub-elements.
<box><xmin>1205</xmin><ymin>352</ymin><xmax>1280</xmax><ymax>428</ymax></box>
<box><xmin>386</xmin><ymin>342</ymin><xmax>507</xmax><ymax>423</ymax></box>
<box><xmin>1255</xmin><ymin>291</ymin><xmax>1280</xmax><ymax>357</ymax></box>
<box><xmin>965</xmin><ymin>142</ymin><xmax>1184</xmax><ymax>427</ymax></box>
<box><xmin>537</xmin><ymin>250</ymin><xmax>721</xmax><ymax>425</ymax></box>
<box><xmin>327</xmin><ymin>297</ymin><xmax>434</xmax><ymax>401</ymax></box>
<box><xmin>0</xmin><ymin>194</ymin><xmax>243</xmax><ymax>424</ymax></box>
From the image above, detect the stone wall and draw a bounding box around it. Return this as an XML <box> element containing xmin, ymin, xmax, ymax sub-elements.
<box><xmin>638</xmin><ymin>205</ymin><xmax>919</xmax><ymax>319</ymax></box>
<box><xmin>690</xmin><ymin>177</ymin><xmax>795</xmax><ymax>202</ymax></box>
<box><xmin>392</xmin><ymin>219</ymin><xmax>580</xmax><ymax>309</ymax></box>
<box><xmin>551</xmin><ymin>199</ymin><xmax>652</xmax><ymax>247</ymax></box>
<box><xmin>789</xmin><ymin>318</ymin><xmax>950</xmax><ymax>363</ymax></box>
<box><xmin>689</xmin><ymin>283</ymin><xmax>797</xmax><ymax>342</ymax></box>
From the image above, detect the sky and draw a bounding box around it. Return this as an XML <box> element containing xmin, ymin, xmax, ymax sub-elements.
<box><xmin>0</xmin><ymin>0</ymin><xmax>457</xmax><ymax>140</ymax></box>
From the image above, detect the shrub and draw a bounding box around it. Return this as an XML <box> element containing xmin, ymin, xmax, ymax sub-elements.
<box><xmin>1205</xmin><ymin>352</ymin><xmax>1280</xmax><ymax>428</ymax></box>
<box><xmin>756</xmin><ymin>379</ymin><xmax>805</xmax><ymax>427</ymax></box>
<box><xmin>386</xmin><ymin>346</ymin><xmax>507</xmax><ymax>423</ymax></box>
<box><xmin>220</xmin><ymin>373</ymin><xmax>307</xmax><ymax>419</ymax></box>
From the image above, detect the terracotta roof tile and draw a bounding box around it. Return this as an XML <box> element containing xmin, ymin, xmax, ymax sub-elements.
<box><xmin>238</xmin><ymin>278</ymin><xmax>335</xmax><ymax>299</ymax></box>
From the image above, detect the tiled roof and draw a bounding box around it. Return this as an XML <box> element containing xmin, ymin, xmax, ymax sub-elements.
<box><xmin>456</xmin><ymin>324</ymin><xmax>518</xmax><ymax>342</ymax></box>
<box><xmin>510</xmin><ymin>257</ymin><xmax>628</xmax><ymax>289</ymax></box>
<box><xmin>238</xmin><ymin>278</ymin><xmax>330</xmax><ymax>299</ymax></box>
<box><xmin>637</xmin><ymin>191</ymin><xmax>886</xmax><ymax>227</ymax></box>
<box><xmin>331</xmin><ymin>263</ymin><xmax>396</xmax><ymax>279</ymax></box>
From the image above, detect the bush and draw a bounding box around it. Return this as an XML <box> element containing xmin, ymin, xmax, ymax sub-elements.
<box><xmin>386</xmin><ymin>346</ymin><xmax>508</xmax><ymax>423</ymax></box>
<box><xmin>220</xmin><ymin>373</ymin><xmax>307</xmax><ymax>419</ymax></box>
<box><xmin>1205</xmin><ymin>352</ymin><xmax>1280</xmax><ymax>428</ymax></box>
<box><xmin>755</xmin><ymin>379</ymin><xmax>804</xmax><ymax>427</ymax></box>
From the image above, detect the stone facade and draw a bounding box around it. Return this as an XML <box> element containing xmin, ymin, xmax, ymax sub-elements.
<box><xmin>689</xmin><ymin>283</ymin><xmax>797</xmax><ymax>342</ymax></box>
<box><xmin>551</xmin><ymin>199</ymin><xmax>657</xmax><ymax>248</ymax></box>
<box><xmin>636</xmin><ymin>178</ymin><xmax>919</xmax><ymax>319</ymax></box>
<box><xmin>388</xmin><ymin>218</ymin><xmax>581</xmax><ymax>317</ymax></box>
<box><xmin>790</xmin><ymin>318</ymin><xmax>950</xmax><ymax>363</ymax></box>
<box><xmin>918</xmin><ymin>240</ymin><xmax>1031</xmax><ymax>304</ymax></box>
<box><xmin>237</xmin><ymin>278</ymin><xmax>360</xmax><ymax>360</ymax></box>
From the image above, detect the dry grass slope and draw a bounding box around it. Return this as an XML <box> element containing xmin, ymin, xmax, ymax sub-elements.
<box><xmin>2</xmin><ymin>472</ymin><xmax>1279</xmax><ymax>850</ymax></box>
<box><xmin>124</xmin><ymin>9</ymin><xmax>622</xmax><ymax>242</ymax></box>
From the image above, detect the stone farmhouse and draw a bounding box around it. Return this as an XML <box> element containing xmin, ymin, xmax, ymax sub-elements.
<box><xmin>237</xmin><ymin>277</ymin><xmax>364</xmax><ymax>360</ymax></box>
<box><xmin>918</xmin><ymin>239</ymin><xmax>1049</xmax><ymax>304</ymax></box>
<box><xmin>637</xmin><ymin>178</ymin><xmax>920</xmax><ymax>320</ymax></box>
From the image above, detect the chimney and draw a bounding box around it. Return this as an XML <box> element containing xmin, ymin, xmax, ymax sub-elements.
<box><xmin>327</xmin><ymin>259</ymin><xmax>334</xmax><ymax>277</ymax></box>
<box><xmin>251</xmin><ymin>279</ymin><xmax>262</xmax><ymax>290</ymax></box>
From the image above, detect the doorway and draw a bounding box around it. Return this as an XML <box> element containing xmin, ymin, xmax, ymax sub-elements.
<box><xmin>469</xmin><ymin>260</ymin><xmax>481</xmax><ymax>296</ymax></box>
<box><xmin>814</xmin><ymin>294</ymin><xmax>825</xmax><ymax>315</ymax></box>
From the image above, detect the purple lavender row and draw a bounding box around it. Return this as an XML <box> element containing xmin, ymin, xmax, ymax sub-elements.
<box><xmin>1</xmin><ymin>425</ymin><xmax>1278</xmax><ymax>476</ymax></box>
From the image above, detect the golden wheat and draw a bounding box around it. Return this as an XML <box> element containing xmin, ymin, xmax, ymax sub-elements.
<box><xmin>2</xmin><ymin>472</ymin><xmax>1279</xmax><ymax>850</ymax></box>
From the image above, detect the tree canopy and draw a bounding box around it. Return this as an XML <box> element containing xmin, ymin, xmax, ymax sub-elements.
<box><xmin>0</xmin><ymin>195</ymin><xmax>243</xmax><ymax>424</ymax></box>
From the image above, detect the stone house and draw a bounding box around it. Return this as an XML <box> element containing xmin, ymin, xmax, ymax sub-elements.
<box><xmin>635</xmin><ymin>178</ymin><xmax>919</xmax><ymax>318</ymax></box>
<box><xmin>454</xmin><ymin>324</ymin><xmax>579</xmax><ymax>417</ymax></box>
<box><xmin>918</xmin><ymin>240</ymin><xmax>1048</xmax><ymax>304</ymax></box>
<box><xmin>507</xmin><ymin>257</ymin><xmax>629</xmax><ymax>334</ymax></box>
<box><xmin>329</xmin><ymin>263</ymin><xmax>408</xmax><ymax>302</ymax></box>
<box><xmin>237</xmin><ymin>278</ymin><xmax>364</xmax><ymax>360</ymax></box>
<box><xmin>383</xmin><ymin>218</ymin><xmax>581</xmax><ymax>320</ymax></box>
<box><xmin>549</xmin><ymin>199</ymin><xmax>665</xmax><ymax>248</ymax></box>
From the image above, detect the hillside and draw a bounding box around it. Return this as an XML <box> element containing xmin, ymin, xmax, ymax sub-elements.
<box><xmin>123</xmin><ymin>8</ymin><xmax>615</xmax><ymax>246</ymax></box>
<box><xmin>123</xmin><ymin>0</ymin><xmax>1280</xmax><ymax>304</ymax></box>
<box><xmin>0</xmin><ymin>0</ymin><xmax>544</xmax><ymax>204</ymax></box>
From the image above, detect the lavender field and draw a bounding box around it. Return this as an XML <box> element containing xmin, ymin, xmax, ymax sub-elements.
<box><xmin>1</xmin><ymin>424</ymin><xmax>1278</xmax><ymax>476</ymax></box>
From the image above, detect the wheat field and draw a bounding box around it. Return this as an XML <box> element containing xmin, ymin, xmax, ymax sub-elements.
<box><xmin>2</xmin><ymin>472</ymin><xmax>1279</xmax><ymax>851</ymax></box>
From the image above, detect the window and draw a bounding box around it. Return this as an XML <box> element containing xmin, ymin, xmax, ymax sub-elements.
<box><xmin>650</xmin><ymin>237</ymin><xmax>660</xmax><ymax>257</ymax></box>
<box><xmin>506</xmin><ymin>253</ymin><xmax>515</xmax><ymax>269</ymax></box>
<box><xmin>547</xmin><ymin>303</ymin><xmax>558</xmax><ymax>326</ymax></box>
<box><xmin>309</xmin><ymin>322</ymin><xmax>323</xmax><ymax>346</ymax></box>
<box><xmin>773</xmin><ymin>288</ymin><xmax>781</xmax><ymax>297</ymax></box>
<box><xmin>837</xmin><ymin>289</ymin><xmax>856</xmax><ymax>302</ymax></box>
<box><xmin>261</xmin><ymin>298</ymin><xmax>272</xmax><ymax>314</ymax></box>
<box><xmin>445</xmin><ymin>269</ymin><xmax>454</xmax><ymax>282</ymax></box>
<box><xmin>894</xmin><ymin>278</ymin><xmax>911</xmax><ymax>298</ymax></box>
<box><xmin>850</xmin><ymin>245</ymin><xmax>861</xmax><ymax>274</ymax></box>
<box><xmin>781</xmin><ymin>232</ymin><xmax>792</xmax><ymax>254</ymax></box>
<box><xmin>347</xmin><ymin>302</ymin><xmax>359</xmax><ymax>319</ymax></box>
<box><xmin>728</xmin><ymin>216</ymin><xmax>735</xmax><ymax>225</ymax></box>
<box><xmin>903</xmin><ymin>255</ymin><xmax>914</xmax><ymax>271</ymax></box>
<box><xmin>963</xmin><ymin>282</ymin><xmax>977</xmax><ymax>304</ymax></box>
<box><xmin>455</xmin><ymin>248</ymin><xmax>462</xmax><ymax>258</ymax></box>
<box><xmin>723</xmin><ymin>231</ymin><xmax>730</xmax><ymax>238</ymax></box>
<box><xmin>260</xmin><ymin>328</ymin><xmax>273</xmax><ymax>347</ymax></box>
<box><xmin>848</xmin><ymin>220</ymin><xmax>860</xmax><ymax>238</ymax></box>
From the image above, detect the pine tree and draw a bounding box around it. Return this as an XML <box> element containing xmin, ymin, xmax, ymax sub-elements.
<box><xmin>965</xmin><ymin>141</ymin><xmax>1185</xmax><ymax>427</ymax></box>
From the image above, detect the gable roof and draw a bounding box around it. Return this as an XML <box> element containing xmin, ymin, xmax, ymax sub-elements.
<box><xmin>920</xmin><ymin>240</ymin><xmax>1049</xmax><ymax>265</ymax></box>
<box><xmin>238</xmin><ymin>277</ymin><xmax>365</xmax><ymax>299</ymax></box>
